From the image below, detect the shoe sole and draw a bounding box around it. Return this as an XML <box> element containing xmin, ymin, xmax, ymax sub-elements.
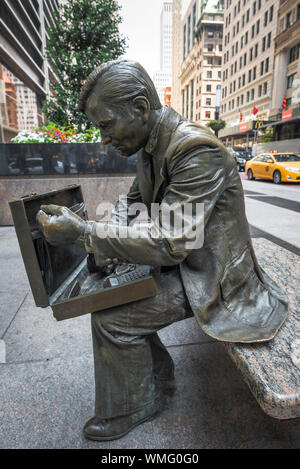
<box><xmin>83</xmin><ymin>410</ymin><xmax>159</xmax><ymax>442</ymax></box>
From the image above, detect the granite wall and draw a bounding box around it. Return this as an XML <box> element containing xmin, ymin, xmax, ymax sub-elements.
<box><xmin>0</xmin><ymin>176</ymin><xmax>135</xmax><ymax>225</ymax></box>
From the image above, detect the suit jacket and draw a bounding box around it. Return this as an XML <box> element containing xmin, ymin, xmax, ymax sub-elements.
<box><xmin>85</xmin><ymin>106</ymin><xmax>288</xmax><ymax>343</ymax></box>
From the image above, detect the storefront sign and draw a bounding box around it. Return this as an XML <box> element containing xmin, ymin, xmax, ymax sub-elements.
<box><xmin>282</xmin><ymin>109</ymin><xmax>293</xmax><ymax>121</ymax></box>
<box><xmin>239</xmin><ymin>122</ymin><xmax>248</xmax><ymax>133</ymax></box>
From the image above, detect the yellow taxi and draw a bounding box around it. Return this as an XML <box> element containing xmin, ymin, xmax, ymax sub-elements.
<box><xmin>245</xmin><ymin>151</ymin><xmax>300</xmax><ymax>184</ymax></box>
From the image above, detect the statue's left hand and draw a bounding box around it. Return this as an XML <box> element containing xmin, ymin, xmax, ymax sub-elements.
<box><xmin>36</xmin><ymin>204</ymin><xmax>87</xmax><ymax>245</ymax></box>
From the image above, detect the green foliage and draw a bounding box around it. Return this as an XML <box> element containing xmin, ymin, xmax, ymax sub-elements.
<box><xmin>206</xmin><ymin>120</ymin><xmax>227</xmax><ymax>133</ymax></box>
<box><xmin>262</xmin><ymin>129</ymin><xmax>274</xmax><ymax>143</ymax></box>
<box><xmin>43</xmin><ymin>0</ymin><xmax>127</xmax><ymax>130</ymax></box>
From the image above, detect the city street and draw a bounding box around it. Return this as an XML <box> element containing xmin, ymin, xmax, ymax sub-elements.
<box><xmin>240</xmin><ymin>173</ymin><xmax>300</xmax><ymax>255</ymax></box>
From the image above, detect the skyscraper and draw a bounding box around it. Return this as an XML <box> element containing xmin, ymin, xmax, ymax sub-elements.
<box><xmin>153</xmin><ymin>2</ymin><xmax>173</xmax><ymax>104</ymax></box>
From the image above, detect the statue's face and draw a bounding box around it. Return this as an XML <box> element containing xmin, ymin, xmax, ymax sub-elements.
<box><xmin>85</xmin><ymin>89</ymin><xmax>149</xmax><ymax>157</ymax></box>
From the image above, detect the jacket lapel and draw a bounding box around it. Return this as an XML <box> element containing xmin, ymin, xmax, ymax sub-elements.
<box><xmin>137</xmin><ymin>106</ymin><xmax>182</xmax><ymax>208</ymax></box>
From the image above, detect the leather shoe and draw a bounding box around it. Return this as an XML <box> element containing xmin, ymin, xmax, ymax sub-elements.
<box><xmin>83</xmin><ymin>404</ymin><xmax>160</xmax><ymax>441</ymax></box>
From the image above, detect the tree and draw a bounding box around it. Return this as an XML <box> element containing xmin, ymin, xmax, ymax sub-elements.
<box><xmin>43</xmin><ymin>0</ymin><xmax>127</xmax><ymax>130</ymax></box>
<box><xmin>206</xmin><ymin>119</ymin><xmax>226</xmax><ymax>135</ymax></box>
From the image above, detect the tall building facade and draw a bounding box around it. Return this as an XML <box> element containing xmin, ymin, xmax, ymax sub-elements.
<box><xmin>179</xmin><ymin>0</ymin><xmax>224</xmax><ymax>125</ymax></box>
<box><xmin>153</xmin><ymin>2</ymin><xmax>173</xmax><ymax>104</ymax></box>
<box><xmin>270</xmin><ymin>0</ymin><xmax>300</xmax><ymax>119</ymax></box>
<box><xmin>171</xmin><ymin>0</ymin><xmax>183</xmax><ymax>112</ymax></box>
<box><xmin>0</xmin><ymin>0</ymin><xmax>60</xmax><ymax>141</ymax></box>
<box><xmin>220</xmin><ymin>0</ymin><xmax>279</xmax><ymax>131</ymax></box>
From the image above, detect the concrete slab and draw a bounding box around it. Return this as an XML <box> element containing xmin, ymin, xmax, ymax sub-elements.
<box><xmin>0</xmin><ymin>227</ymin><xmax>30</xmax><ymax>291</ymax></box>
<box><xmin>0</xmin><ymin>291</ymin><xmax>28</xmax><ymax>338</ymax></box>
<box><xmin>1</xmin><ymin>342</ymin><xmax>299</xmax><ymax>449</ymax></box>
<box><xmin>152</xmin><ymin>343</ymin><xmax>300</xmax><ymax>449</ymax></box>
<box><xmin>3</xmin><ymin>293</ymin><xmax>93</xmax><ymax>363</ymax></box>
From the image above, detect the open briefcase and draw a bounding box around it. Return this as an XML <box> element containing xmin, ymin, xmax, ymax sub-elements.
<box><xmin>9</xmin><ymin>184</ymin><xmax>158</xmax><ymax>321</ymax></box>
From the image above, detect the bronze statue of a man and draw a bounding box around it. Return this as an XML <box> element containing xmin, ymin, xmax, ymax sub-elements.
<box><xmin>37</xmin><ymin>60</ymin><xmax>288</xmax><ymax>441</ymax></box>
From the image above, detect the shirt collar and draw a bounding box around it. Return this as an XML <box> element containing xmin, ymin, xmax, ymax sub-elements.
<box><xmin>144</xmin><ymin>106</ymin><xmax>167</xmax><ymax>155</ymax></box>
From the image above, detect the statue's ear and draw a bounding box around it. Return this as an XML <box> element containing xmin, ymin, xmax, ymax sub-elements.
<box><xmin>132</xmin><ymin>96</ymin><xmax>150</xmax><ymax>121</ymax></box>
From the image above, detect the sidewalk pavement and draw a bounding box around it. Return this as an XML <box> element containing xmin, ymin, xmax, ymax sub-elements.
<box><xmin>0</xmin><ymin>226</ymin><xmax>299</xmax><ymax>449</ymax></box>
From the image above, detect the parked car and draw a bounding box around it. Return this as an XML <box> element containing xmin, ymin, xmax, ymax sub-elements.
<box><xmin>227</xmin><ymin>146</ymin><xmax>253</xmax><ymax>172</ymax></box>
<box><xmin>245</xmin><ymin>152</ymin><xmax>300</xmax><ymax>183</ymax></box>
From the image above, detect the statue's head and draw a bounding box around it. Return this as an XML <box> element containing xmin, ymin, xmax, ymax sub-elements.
<box><xmin>78</xmin><ymin>60</ymin><xmax>162</xmax><ymax>156</ymax></box>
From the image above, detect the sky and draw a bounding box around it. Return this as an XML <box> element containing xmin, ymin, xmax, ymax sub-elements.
<box><xmin>118</xmin><ymin>0</ymin><xmax>190</xmax><ymax>79</ymax></box>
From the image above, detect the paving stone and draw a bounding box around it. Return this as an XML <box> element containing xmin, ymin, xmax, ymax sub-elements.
<box><xmin>0</xmin><ymin>291</ymin><xmax>27</xmax><ymax>338</ymax></box>
<box><xmin>3</xmin><ymin>293</ymin><xmax>93</xmax><ymax>363</ymax></box>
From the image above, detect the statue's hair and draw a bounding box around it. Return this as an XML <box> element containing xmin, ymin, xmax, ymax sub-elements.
<box><xmin>78</xmin><ymin>59</ymin><xmax>162</xmax><ymax>112</ymax></box>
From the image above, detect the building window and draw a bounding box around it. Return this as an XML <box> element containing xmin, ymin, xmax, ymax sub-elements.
<box><xmin>246</xmin><ymin>9</ymin><xmax>250</xmax><ymax>23</ymax></box>
<box><xmin>265</xmin><ymin>57</ymin><xmax>269</xmax><ymax>73</ymax></box>
<box><xmin>253</xmin><ymin>66</ymin><xmax>256</xmax><ymax>80</ymax></box>
<box><xmin>263</xmin><ymin>82</ymin><xmax>268</xmax><ymax>95</ymax></box>
<box><xmin>258</xmin><ymin>0</ymin><xmax>261</xmax><ymax>10</ymax></box>
<box><xmin>245</xmin><ymin>31</ymin><xmax>248</xmax><ymax>45</ymax></box>
<box><xmin>262</xmin><ymin>36</ymin><xmax>266</xmax><ymax>52</ymax></box>
<box><xmin>289</xmin><ymin>44</ymin><xmax>300</xmax><ymax>63</ymax></box>
<box><xmin>234</xmin><ymin>61</ymin><xmax>237</xmax><ymax>73</ymax></box>
<box><xmin>251</xmin><ymin>24</ymin><xmax>255</xmax><ymax>39</ymax></box>
<box><xmin>260</xmin><ymin>60</ymin><xmax>264</xmax><ymax>76</ymax></box>
<box><xmin>269</xmin><ymin>5</ymin><xmax>274</xmax><ymax>22</ymax></box>
<box><xmin>248</xmin><ymin>69</ymin><xmax>252</xmax><ymax>83</ymax></box>
<box><xmin>243</xmin><ymin>52</ymin><xmax>247</xmax><ymax>66</ymax></box>
<box><xmin>205</xmin><ymin>111</ymin><xmax>211</xmax><ymax>119</ymax></box>
<box><xmin>219</xmin><ymin>44</ymin><xmax>223</xmax><ymax>52</ymax></box>
<box><xmin>256</xmin><ymin>20</ymin><xmax>260</xmax><ymax>35</ymax></box>
<box><xmin>251</xmin><ymin>88</ymin><xmax>254</xmax><ymax>100</ymax></box>
<box><xmin>207</xmin><ymin>70</ymin><xmax>212</xmax><ymax>78</ymax></box>
<box><xmin>241</xmin><ymin>94</ymin><xmax>244</xmax><ymax>105</ymax></box>
<box><xmin>241</xmin><ymin>35</ymin><xmax>244</xmax><ymax>48</ymax></box>
<box><xmin>250</xmin><ymin>47</ymin><xmax>253</xmax><ymax>61</ymax></box>
<box><xmin>207</xmin><ymin>57</ymin><xmax>213</xmax><ymax>64</ymax></box>
<box><xmin>240</xmin><ymin>56</ymin><xmax>243</xmax><ymax>69</ymax></box>
<box><xmin>206</xmin><ymin>84</ymin><xmax>212</xmax><ymax>92</ymax></box>
<box><xmin>254</xmin><ymin>43</ymin><xmax>258</xmax><ymax>58</ymax></box>
<box><xmin>242</xmin><ymin>73</ymin><xmax>245</xmax><ymax>86</ymax></box>
<box><xmin>258</xmin><ymin>84</ymin><xmax>262</xmax><ymax>97</ymax></box>
<box><xmin>267</xmin><ymin>32</ymin><xmax>271</xmax><ymax>49</ymax></box>
<box><xmin>287</xmin><ymin>73</ymin><xmax>296</xmax><ymax>88</ymax></box>
<box><xmin>264</xmin><ymin>11</ymin><xmax>268</xmax><ymax>27</ymax></box>
<box><xmin>208</xmin><ymin>31</ymin><xmax>214</xmax><ymax>38</ymax></box>
<box><xmin>206</xmin><ymin>98</ymin><xmax>211</xmax><ymax>105</ymax></box>
<box><xmin>246</xmin><ymin>91</ymin><xmax>250</xmax><ymax>102</ymax></box>
<box><xmin>207</xmin><ymin>44</ymin><xmax>213</xmax><ymax>51</ymax></box>
<box><xmin>286</xmin><ymin>12</ymin><xmax>292</xmax><ymax>29</ymax></box>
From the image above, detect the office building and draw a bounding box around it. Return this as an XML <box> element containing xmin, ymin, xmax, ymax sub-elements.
<box><xmin>0</xmin><ymin>0</ymin><xmax>60</xmax><ymax>141</ymax></box>
<box><xmin>219</xmin><ymin>0</ymin><xmax>279</xmax><ymax>143</ymax></box>
<box><xmin>179</xmin><ymin>0</ymin><xmax>223</xmax><ymax>125</ymax></box>
<box><xmin>153</xmin><ymin>2</ymin><xmax>173</xmax><ymax>104</ymax></box>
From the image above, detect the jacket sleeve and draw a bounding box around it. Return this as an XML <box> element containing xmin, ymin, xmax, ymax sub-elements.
<box><xmin>109</xmin><ymin>176</ymin><xmax>144</xmax><ymax>227</ymax></box>
<box><xmin>84</xmin><ymin>145</ymin><xmax>226</xmax><ymax>267</ymax></box>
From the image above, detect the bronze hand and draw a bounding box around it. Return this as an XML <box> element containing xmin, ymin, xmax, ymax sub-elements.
<box><xmin>36</xmin><ymin>204</ymin><xmax>87</xmax><ymax>246</ymax></box>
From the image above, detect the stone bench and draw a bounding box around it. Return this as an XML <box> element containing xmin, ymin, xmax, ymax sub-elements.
<box><xmin>223</xmin><ymin>238</ymin><xmax>300</xmax><ymax>420</ymax></box>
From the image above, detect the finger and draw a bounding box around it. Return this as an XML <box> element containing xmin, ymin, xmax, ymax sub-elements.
<box><xmin>36</xmin><ymin>210</ymin><xmax>51</xmax><ymax>226</ymax></box>
<box><xmin>40</xmin><ymin>204</ymin><xmax>63</xmax><ymax>216</ymax></box>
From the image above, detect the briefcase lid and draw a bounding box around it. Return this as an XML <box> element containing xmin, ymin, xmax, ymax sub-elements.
<box><xmin>9</xmin><ymin>184</ymin><xmax>88</xmax><ymax>307</ymax></box>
